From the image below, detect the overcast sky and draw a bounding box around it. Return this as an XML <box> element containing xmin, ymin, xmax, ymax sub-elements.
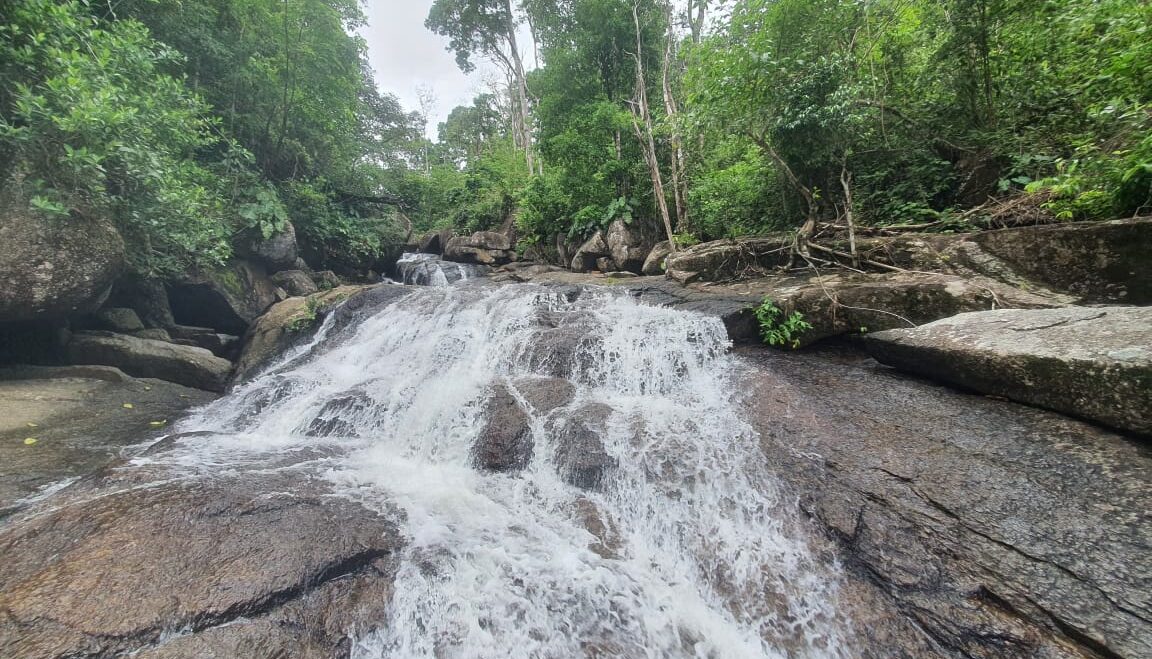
<box><xmin>361</xmin><ymin>0</ymin><xmax>496</xmax><ymax>138</ymax></box>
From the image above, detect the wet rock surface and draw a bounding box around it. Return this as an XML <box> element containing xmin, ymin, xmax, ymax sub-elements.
<box><xmin>0</xmin><ymin>368</ymin><xmax>215</xmax><ymax>516</ymax></box>
<box><xmin>553</xmin><ymin>402</ymin><xmax>616</xmax><ymax>491</ymax></box>
<box><xmin>512</xmin><ymin>375</ymin><xmax>576</xmax><ymax>414</ymax></box>
<box><xmin>867</xmin><ymin>306</ymin><xmax>1152</xmax><ymax>436</ymax></box>
<box><xmin>0</xmin><ymin>469</ymin><xmax>401</xmax><ymax>659</ymax></box>
<box><xmin>231</xmin><ymin>285</ymin><xmax>393</xmax><ymax>384</ymax></box>
<box><xmin>473</xmin><ymin>381</ymin><xmax>535</xmax><ymax>472</ymax></box>
<box><xmin>67</xmin><ymin>331</ymin><xmax>233</xmax><ymax>392</ymax></box>
<box><xmin>739</xmin><ymin>345</ymin><xmax>1152</xmax><ymax>658</ymax></box>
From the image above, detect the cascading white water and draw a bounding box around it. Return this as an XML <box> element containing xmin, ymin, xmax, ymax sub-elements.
<box><xmin>154</xmin><ymin>282</ymin><xmax>853</xmax><ymax>658</ymax></box>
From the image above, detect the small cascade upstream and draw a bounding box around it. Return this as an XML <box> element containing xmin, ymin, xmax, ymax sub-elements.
<box><xmin>396</xmin><ymin>252</ymin><xmax>491</xmax><ymax>286</ymax></box>
<box><xmin>144</xmin><ymin>281</ymin><xmax>852</xmax><ymax>658</ymax></box>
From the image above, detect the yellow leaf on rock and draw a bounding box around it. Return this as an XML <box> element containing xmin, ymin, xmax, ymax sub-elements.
<box><xmin>23</xmin><ymin>438</ymin><xmax>38</xmax><ymax>446</ymax></box>
<box><xmin>122</xmin><ymin>403</ymin><xmax>134</xmax><ymax>409</ymax></box>
<box><xmin>27</xmin><ymin>422</ymin><xmax>38</xmax><ymax>428</ymax></box>
<box><xmin>149</xmin><ymin>420</ymin><xmax>167</xmax><ymax>427</ymax></box>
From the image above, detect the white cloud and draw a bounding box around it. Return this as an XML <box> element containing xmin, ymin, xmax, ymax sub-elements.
<box><xmin>361</xmin><ymin>0</ymin><xmax>491</xmax><ymax>138</ymax></box>
<box><xmin>360</xmin><ymin>0</ymin><xmax>537</xmax><ymax>139</ymax></box>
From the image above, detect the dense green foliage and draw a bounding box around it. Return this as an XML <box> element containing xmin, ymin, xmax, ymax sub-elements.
<box><xmin>427</xmin><ymin>0</ymin><xmax>1151</xmax><ymax>251</ymax></box>
<box><xmin>4</xmin><ymin>0</ymin><xmax>1147</xmax><ymax>277</ymax></box>
<box><xmin>0</xmin><ymin>0</ymin><xmax>419</xmax><ymax>276</ymax></box>
<box><xmin>686</xmin><ymin>0</ymin><xmax>1152</xmax><ymax>231</ymax></box>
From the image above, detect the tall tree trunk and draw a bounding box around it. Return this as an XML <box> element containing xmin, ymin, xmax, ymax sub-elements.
<box><xmin>503</xmin><ymin>0</ymin><xmax>534</xmax><ymax>174</ymax></box>
<box><xmin>688</xmin><ymin>0</ymin><xmax>709</xmax><ymax>45</ymax></box>
<box><xmin>630</xmin><ymin>3</ymin><xmax>676</xmax><ymax>253</ymax></box>
<box><xmin>840</xmin><ymin>160</ymin><xmax>859</xmax><ymax>268</ymax></box>
<box><xmin>661</xmin><ymin>1</ymin><xmax>688</xmax><ymax>232</ymax></box>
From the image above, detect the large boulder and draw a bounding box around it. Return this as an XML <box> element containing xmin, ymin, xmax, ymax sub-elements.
<box><xmin>310</xmin><ymin>270</ymin><xmax>342</xmax><ymax>291</ymax></box>
<box><xmin>168</xmin><ymin>324</ymin><xmax>240</xmax><ymax>359</ymax></box>
<box><xmin>231</xmin><ymin>286</ymin><xmax>376</xmax><ymax>383</ymax></box>
<box><xmin>0</xmin><ymin>203</ymin><xmax>125</xmax><ymax>323</ymax></box>
<box><xmin>596</xmin><ymin>270</ymin><xmax>1064</xmax><ymax>346</ymax></box>
<box><xmin>443</xmin><ymin>231</ymin><xmax>515</xmax><ymax>266</ymax></box>
<box><xmin>865</xmin><ymin>306</ymin><xmax>1152</xmax><ymax>435</ymax></box>
<box><xmin>67</xmin><ymin>331</ymin><xmax>233</xmax><ymax>392</ymax></box>
<box><xmin>642</xmin><ymin>241</ymin><xmax>673</xmax><ymax>276</ymax></box>
<box><xmin>245</xmin><ymin>222</ymin><xmax>299</xmax><ymax>273</ymax></box>
<box><xmin>418</xmin><ymin>228</ymin><xmax>455</xmax><ymax>255</ymax></box>
<box><xmin>569</xmin><ymin>231</ymin><xmax>611</xmax><ymax>273</ymax></box>
<box><xmin>270</xmin><ymin>270</ymin><xmax>319</xmax><ymax>297</ymax></box>
<box><xmin>604</xmin><ymin>220</ymin><xmax>651</xmax><ymax>273</ymax></box>
<box><xmin>93</xmin><ymin>307</ymin><xmax>145</xmax><ymax>333</ymax></box>
<box><xmin>755</xmin><ymin>271</ymin><xmax>1067</xmax><ymax>347</ymax></box>
<box><xmin>167</xmin><ymin>259</ymin><xmax>280</xmax><ymax>335</ymax></box>
<box><xmin>663</xmin><ymin>235</ymin><xmax>793</xmax><ymax>283</ymax></box>
<box><xmin>104</xmin><ymin>275</ymin><xmax>175</xmax><ymax>329</ymax></box>
<box><xmin>966</xmin><ymin>218</ymin><xmax>1152</xmax><ymax>303</ymax></box>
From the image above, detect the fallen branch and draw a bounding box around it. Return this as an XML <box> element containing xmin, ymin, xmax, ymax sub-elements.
<box><xmin>799</xmin><ymin>255</ymin><xmax>918</xmax><ymax>328</ymax></box>
<box><xmin>807</xmin><ymin>243</ymin><xmax>908</xmax><ymax>273</ymax></box>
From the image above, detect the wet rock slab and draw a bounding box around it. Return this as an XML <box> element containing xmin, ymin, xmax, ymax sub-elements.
<box><xmin>67</xmin><ymin>331</ymin><xmax>233</xmax><ymax>392</ymax></box>
<box><xmin>866</xmin><ymin>306</ymin><xmax>1152</xmax><ymax>435</ymax></box>
<box><xmin>0</xmin><ymin>367</ymin><xmax>216</xmax><ymax>516</ymax></box>
<box><xmin>739</xmin><ymin>345</ymin><xmax>1152</xmax><ymax>658</ymax></box>
<box><xmin>0</xmin><ymin>471</ymin><xmax>401</xmax><ymax>659</ymax></box>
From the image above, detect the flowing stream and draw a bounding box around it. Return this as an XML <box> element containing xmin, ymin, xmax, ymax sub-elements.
<box><xmin>148</xmin><ymin>274</ymin><xmax>853</xmax><ymax>658</ymax></box>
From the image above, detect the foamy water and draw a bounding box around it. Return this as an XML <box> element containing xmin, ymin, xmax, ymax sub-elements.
<box><xmin>155</xmin><ymin>282</ymin><xmax>852</xmax><ymax>658</ymax></box>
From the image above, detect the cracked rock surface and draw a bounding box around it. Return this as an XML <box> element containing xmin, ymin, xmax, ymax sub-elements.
<box><xmin>0</xmin><ymin>467</ymin><xmax>401</xmax><ymax>659</ymax></box>
<box><xmin>865</xmin><ymin>306</ymin><xmax>1152</xmax><ymax>436</ymax></box>
<box><xmin>740</xmin><ymin>345</ymin><xmax>1152</xmax><ymax>658</ymax></box>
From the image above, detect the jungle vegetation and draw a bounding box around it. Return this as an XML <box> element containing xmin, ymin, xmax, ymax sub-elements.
<box><xmin>2</xmin><ymin>0</ymin><xmax>1149</xmax><ymax>275</ymax></box>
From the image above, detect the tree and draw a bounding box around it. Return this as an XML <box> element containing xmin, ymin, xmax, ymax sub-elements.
<box><xmin>427</xmin><ymin>0</ymin><xmax>535</xmax><ymax>173</ymax></box>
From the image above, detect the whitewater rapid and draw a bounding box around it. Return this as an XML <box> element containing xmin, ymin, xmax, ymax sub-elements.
<box><xmin>152</xmin><ymin>279</ymin><xmax>852</xmax><ymax>658</ymax></box>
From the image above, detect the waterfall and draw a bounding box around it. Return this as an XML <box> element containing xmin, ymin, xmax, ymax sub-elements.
<box><xmin>158</xmin><ymin>282</ymin><xmax>852</xmax><ymax>658</ymax></box>
<box><xmin>396</xmin><ymin>252</ymin><xmax>491</xmax><ymax>286</ymax></box>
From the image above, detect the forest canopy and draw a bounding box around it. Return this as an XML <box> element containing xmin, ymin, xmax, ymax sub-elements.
<box><xmin>2</xmin><ymin>0</ymin><xmax>1149</xmax><ymax>276</ymax></box>
<box><xmin>421</xmin><ymin>0</ymin><xmax>1152</xmax><ymax>255</ymax></box>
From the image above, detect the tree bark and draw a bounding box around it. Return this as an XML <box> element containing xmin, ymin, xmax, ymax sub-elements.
<box><xmin>661</xmin><ymin>1</ymin><xmax>688</xmax><ymax>233</ymax></box>
<box><xmin>839</xmin><ymin>160</ymin><xmax>859</xmax><ymax>268</ymax></box>
<box><xmin>503</xmin><ymin>0</ymin><xmax>534</xmax><ymax>174</ymax></box>
<box><xmin>631</xmin><ymin>3</ymin><xmax>676</xmax><ymax>253</ymax></box>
